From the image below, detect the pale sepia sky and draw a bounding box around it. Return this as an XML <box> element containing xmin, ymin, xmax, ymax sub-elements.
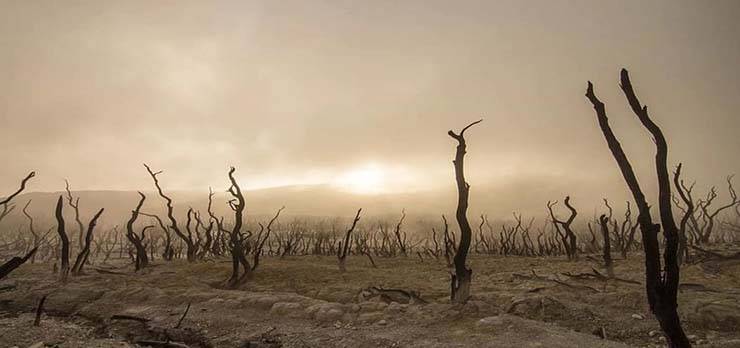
<box><xmin>1</xmin><ymin>1</ymin><xmax>739</xmax><ymax>207</ymax></box>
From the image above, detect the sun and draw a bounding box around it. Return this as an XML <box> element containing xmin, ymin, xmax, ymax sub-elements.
<box><xmin>335</xmin><ymin>163</ymin><xmax>386</xmax><ymax>194</ymax></box>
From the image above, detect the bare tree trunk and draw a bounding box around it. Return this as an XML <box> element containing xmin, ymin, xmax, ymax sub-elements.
<box><xmin>0</xmin><ymin>247</ymin><xmax>37</xmax><ymax>280</ymax></box>
<box><xmin>72</xmin><ymin>208</ymin><xmax>105</xmax><ymax>275</ymax></box>
<box><xmin>447</xmin><ymin>119</ymin><xmax>481</xmax><ymax>304</ymax></box>
<box><xmin>126</xmin><ymin>193</ymin><xmax>149</xmax><ymax>271</ymax></box>
<box><xmin>337</xmin><ymin>209</ymin><xmax>362</xmax><ymax>272</ymax></box>
<box><xmin>144</xmin><ymin>164</ymin><xmax>194</xmax><ymax>262</ymax></box>
<box><xmin>586</xmin><ymin>69</ymin><xmax>690</xmax><ymax>347</ymax></box>
<box><xmin>0</xmin><ymin>171</ymin><xmax>35</xmax><ymax>225</ymax></box>
<box><xmin>225</xmin><ymin>167</ymin><xmax>251</xmax><ymax>287</ymax></box>
<box><xmin>54</xmin><ymin>196</ymin><xmax>70</xmax><ymax>282</ymax></box>
<box><xmin>598</xmin><ymin>214</ymin><xmax>614</xmax><ymax>277</ymax></box>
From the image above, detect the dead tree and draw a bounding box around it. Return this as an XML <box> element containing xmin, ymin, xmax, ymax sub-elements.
<box><xmin>71</xmin><ymin>208</ymin><xmax>105</xmax><ymax>275</ymax></box>
<box><xmin>586</xmin><ymin>69</ymin><xmax>690</xmax><ymax>347</ymax></box>
<box><xmin>253</xmin><ymin>206</ymin><xmax>284</xmax><ymax>271</ymax></box>
<box><xmin>598</xmin><ymin>214</ymin><xmax>615</xmax><ymax>277</ymax></box>
<box><xmin>0</xmin><ymin>171</ymin><xmax>35</xmax><ymax>225</ymax></box>
<box><xmin>140</xmin><ymin>212</ymin><xmax>173</xmax><ymax>261</ymax></box>
<box><xmin>126</xmin><ymin>192</ymin><xmax>150</xmax><ymax>271</ymax></box>
<box><xmin>22</xmin><ymin>200</ymin><xmax>40</xmax><ymax>263</ymax></box>
<box><xmin>0</xmin><ymin>247</ymin><xmax>37</xmax><ymax>280</ymax></box>
<box><xmin>226</xmin><ymin>167</ymin><xmax>251</xmax><ymax>287</ymax></box>
<box><xmin>64</xmin><ymin>180</ymin><xmax>85</xmax><ymax>250</ymax></box>
<box><xmin>697</xmin><ymin>176</ymin><xmax>737</xmax><ymax>244</ymax></box>
<box><xmin>53</xmin><ymin>196</ymin><xmax>71</xmax><ymax>281</ymax></box>
<box><xmin>547</xmin><ymin>197</ymin><xmax>579</xmax><ymax>260</ymax></box>
<box><xmin>447</xmin><ymin>119</ymin><xmax>481</xmax><ymax>304</ymax></box>
<box><xmin>393</xmin><ymin>209</ymin><xmax>408</xmax><ymax>256</ymax></box>
<box><xmin>673</xmin><ymin>164</ymin><xmax>694</xmax><ymax>264</ymax></box>
<box><xmin>144</xmin><ymin>164</ymin><xmax>196</xmax><ymax>262</ymax></box>
<box><xmin>337</xmin><ymin>208</ymin><xmax>362</xmax><ymax>272</ymax></box>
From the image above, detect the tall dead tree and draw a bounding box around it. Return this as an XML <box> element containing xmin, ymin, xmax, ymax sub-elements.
<box><xmin>144</xmin><ymin>164</ymin><xmax>196</xmax><ymax>262</ymax></box>
<box><xmin>22</xmin><ymin>200</ymin><xmax>40</xmax><ymax>263</ymax></box>
<box><xmin>64</xmin><ymin>180</ymin><xmax>85</xmax><ymax>250</ymax></box>
<box><xmin>54</xmin><ymin>196</ymin><xmax>70</xmax><ymax>281</ymax></box>
<box><xmin>337</xmin><ymin>208</ymin><xmax>362</xmax><ymax>272</ymax></box>
<box><xmin>598</xmin><ymin>214</ymin><xmax>614</xmax><ymax>277</ymax></box>
<box><xmin>586</xmin><ymin>69</ymin><xmax>690</xmax><ymax>347</ymax></box>
<box><xmin>447</xmin><ymin>119</ymin><xmax>481</xmax><ymax>304</ymax></box>
<box><xmin>673</xmin><ymin>164</ymin><xmax>694</xmax><ymax>264</ymax></box>
<box><xmin>71</xmin><ymin>207</ymin><xmax>104</xmax><ymax>275</ymax></box>
<box><xmin>126</xmin><ymin>192</ymin><xmax>150</xmax><ymax>271</ymax></box>
<box><xmin>226</xmin><ymin>167</ymin><xmax>251</xmax><ymax>287</ymax></box>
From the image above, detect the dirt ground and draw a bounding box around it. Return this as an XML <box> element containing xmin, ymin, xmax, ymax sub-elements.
<box><xmin>1</xmin><ymin>251</ymin><xmax>739</xmax><ymax>348</ymax></box>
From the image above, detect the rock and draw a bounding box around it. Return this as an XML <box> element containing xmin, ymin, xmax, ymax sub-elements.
<box><xmin>270</xmin><ymin>302</ymin><xmax>304</xmax><ymax>318</ymax></box>
<box><xmin>384</xmin><ymin>301</ymin><xmax>404</xmax><ymax>315</ymax></box>
<box><xmin>28</xmin><ymin>343</ymin><xmax>44</xmax><ymax>348</ymax></box>
<box><xmin>648</xmin><ymin>330</ymin><xmax>660</xmax><ymax>337</ymax></box>
<box><xmin>359</xmin><ymin>301</ymin><xmax>388</xmax><ymax>313</ymax></box>
<box><xmin>377</xmin><ymin>319</ymin><xmax>388</xmax><ymax>325</ymax></box>
<box><xmin>690</xmin><ymin>301</ymin><xmax>740</xmax><ymax>331</ymax></box>
<box><xmin>357</xmin><ymin>312</ymin><xmax>384</xmax><ymax>323</ymax></box>
<box><xmin>631</xmin><ymin>314</ymin><xmax>644</xmax><ymax>320</ymax></box>
<box><xmin>306</xmin><ymin>302</ymin><xmax>345</xmax><ymax>322</ymax></box>
<box><xmin>687</xmin><ymin>334</ymin><xmax>698</xmax><ymax>341</ymax></box>
<box><xmin>477</xmin><ymin>316</ymin><xmax>506</xmax><ymax>327</ymax></box>
<box><xmin>253</xmin><ymin>296</ymin><xmax>281</xmax><ymax>310</ymax></box>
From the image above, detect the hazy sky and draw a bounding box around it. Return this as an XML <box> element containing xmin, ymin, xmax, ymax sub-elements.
<box><xmin>2</xmin><ymin>1</ymin><xmax>739</xmax><ymax>205</ymax></box>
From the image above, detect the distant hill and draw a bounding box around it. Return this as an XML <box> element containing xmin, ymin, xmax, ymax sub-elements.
<box><xmin>1</xmin><ymin>174</ymin><xmax>636</xmax><ymax>231</ymax></box>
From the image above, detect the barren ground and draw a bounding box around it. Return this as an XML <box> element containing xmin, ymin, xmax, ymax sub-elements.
<box><xmin>1</xmin><ymin>251</ymin><xmax>739</xmax><ymax>348</ymax></box>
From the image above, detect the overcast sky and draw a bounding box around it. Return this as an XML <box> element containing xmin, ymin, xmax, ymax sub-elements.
<box><xmin>1</xmin><ymin>1</ymin><xmax>739</xmax><ymax>208</ymax></box>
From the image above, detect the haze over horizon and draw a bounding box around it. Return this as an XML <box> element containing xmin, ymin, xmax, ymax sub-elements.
<box><xmin>2</xmin><ymin>0</ymin><xmax>740</xmax><ymax>215</ymax></box>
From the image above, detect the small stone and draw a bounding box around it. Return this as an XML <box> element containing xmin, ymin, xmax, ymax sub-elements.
<box><xmin>377</xmin><ymin>319</ymin><xmax>388</xmax><ymax>325</ymax></box>
<box><xmin>648</xmin><ymin>330</ymin><xmax>660</xmax><ymax>337</ymax></box>
<box><xmin>687</xmin><ymin>335</ymin><xmax>698</xmax><ymax>341</ymax></box>
<box><xmin>631</xmin><ymin>314</ymin><xmax>645</xmax><ymax>320</ymax></box>
<box><xmin>477</xmin><ymin>316</ymin><xmax>505</xmax><ymax>327</ymax></box>
<box><xmin>333</xmin><ymin>321</ymin><xmax>342</xmax><ymax>328</ymax></box>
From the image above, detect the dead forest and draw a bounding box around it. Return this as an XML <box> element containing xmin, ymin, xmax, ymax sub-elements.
<box><xmin>1</xmin><ymin>70</ymin><xmax>739</xmax><ymax>348</ymax></box>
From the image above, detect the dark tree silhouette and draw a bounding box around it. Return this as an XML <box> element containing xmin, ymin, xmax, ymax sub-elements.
<box><xmin>0</xmin><ymin>171</ymin><xmax>35</xmax><ymax>225</ymax></box>
<box><xmin>547</xmin><ymin>197</ymin><xmax>579</xmax><ymax>260</ymax></box>
<box><xmin>54</xmin><ymin>196</ymin><xmax>70</xmax><ymax>282</ymax></box>
<box><xmin>126</xmin><ymin>192</ymin><xmax>150</xmax><ymax>271</ymax></box>
<box><xmin>64</xmin><ymin>180</ymin><xmax>85</xmax><ymax>250</ymax></box>
<box><xmin>447</xmin><ymin>119</ymin><xmax>481</xmax><ymax>304</ymax></box>
<box><xmin>337</xmin><ymin>208</ymin><xmax>362</xmax><ymax>272</ymax></box>
<box><xmin>586</xmin><ymin>69</ymin><xmax>690</xmax><ymax>347</ymax></box>
<box><xmin>0</xmin><ymin>247</ymin><xmax>37</xmax><ymax>281</ymax></box>
<box><xmin>144</xmin><ymin>164</ymin><xmax>196</xmax><ymax>262</ymax></box>
<box><xmin>226</xmin><ymin>166</ymin><xmax>251</xmax><ymax>287</ymax></box>
<box><xmin>253</xmin><ymin>206</ymin><xmax>284</xmax><ymax>271</ymax></box>
<box><xmin>598</xmin><ymin>214</ymin><xmax>614</xmax><ymax>277</ymax></box>
<box><xmin>71</xmin><ymin>207</ymin><xmax>105</xmax><ymax>275</ymax></box>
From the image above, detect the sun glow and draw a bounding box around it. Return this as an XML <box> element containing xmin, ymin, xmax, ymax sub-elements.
<box><xmin>335</xmin><ymin>163</ymin><xmax>386</xmax><ymax>194</ymax></box>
